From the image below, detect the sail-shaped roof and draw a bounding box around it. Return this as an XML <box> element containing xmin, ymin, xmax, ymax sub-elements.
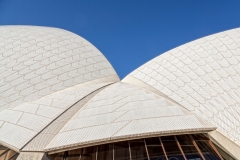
<box><xmin>0</xmin><ymin>26</ymin><xmax>119</xmax><ymax>151</ymax></box>
<box><xmin>123</xmin><ymin>28</ymin><xmax>240</xmax><ymax>149</ymax></box>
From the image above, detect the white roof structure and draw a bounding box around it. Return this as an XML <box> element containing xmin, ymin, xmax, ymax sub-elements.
<box><xmin>0</xmin><ymin>26</ymin><xmax>119</xmax><ymax>112</ymax></box>
<box><xmin>44</xmin><ymin>82</ymin><xmax>214</xmax><ymax>152</ymax></box>
<box><xmin>0</xmin><ymin>26</ymin><xmax>119</xmax><ymax>151</ymax></box>
<box><xmin>123</xmin><ymin>28</ymin><xmax>240</xmax><ymax>153</ymax></box>
<box><xmin>0</xmin><ymin>25</ymin><xmax>240</xmax><ymax>159</ymax></box>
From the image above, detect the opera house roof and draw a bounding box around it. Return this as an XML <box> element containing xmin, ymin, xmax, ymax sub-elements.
<box><xmin>0</xmin><ymin>26</ymin><xmax>240</xmax><ymax>159</ymax></box>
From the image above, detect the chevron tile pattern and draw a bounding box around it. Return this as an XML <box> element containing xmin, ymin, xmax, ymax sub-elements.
<box><xmin>45</xmin><ymin>82</ymin><xmax>215</xmax><ymax>151</ymax></box>
<box><xmin>0</xmin><ymin>26</ymin><xmax>119</xmax><ymax>151</ymax></box>
<box><xmin>124</xmin><ymin>28</ymin><xmax>240</xmax><ymax>146</ymax></box>
<box><xmin>0</xmin><ymin>26</ymin><xmax>119</xmax><ymax>112</ymax></box>
<box><xmin>0</xmin><ymin>82</ymin><xmax>111</xmax><ymax>150</ymax></box>
<box><xmin>0</xmin><ymin>25</ymin><xmax>239</xmax><ymax>158</ymax></box>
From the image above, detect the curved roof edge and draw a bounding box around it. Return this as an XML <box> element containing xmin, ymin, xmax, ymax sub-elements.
<box><xmin>123</xmin><ymin>27</ymin><xmax>240</xmax><ymax>151</ymax></box>
<box><xmin>0</xmin><ymin>81</ymin><xmax>114</xmax><ymax>151</ymax></box>
<box><xmin>44</xmin><ymin>82</ymin><xmax>216</xmax><ymax>153</ymax></box>
<box><xmin>0</xmin><ymin>25</ymin><xmax>120</xmax><ymax>151</ymax></box>
<box><xmin>0</xmin><ymin>25</ymin><xmax>120</xmax><ymax>112</ymax></box>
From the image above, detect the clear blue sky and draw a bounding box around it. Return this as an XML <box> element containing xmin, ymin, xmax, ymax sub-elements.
<box><xmin>0</xmin><ymin>1</ymin><xmax>240</xmax><ymax>79</ymax></box>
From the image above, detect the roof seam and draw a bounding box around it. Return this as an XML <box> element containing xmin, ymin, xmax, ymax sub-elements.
<box><xmin>58</xmin><ymin>114</ymin><xmax>214</xmax><ymax>133</ymax></box>
<box><xmin>19</xmin><ymin>83</ymin><xmax>113</xmax><ymax>151</ymax></box>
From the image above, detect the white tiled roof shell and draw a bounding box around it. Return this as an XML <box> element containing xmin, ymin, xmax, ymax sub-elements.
<box><xmin>0</xmin><ymin>26</ymin><xmax>119</xmax><ymax>112</ymax></box>
<box><xmin>123</xmin><ymin>28</ymin><xmax>240</xmax><ymax>146</ymax></box>
<box><xmin>0</xmin><ymin>26</ymin><xmax>120</xmax><ymax>151</ymax></box>
<box><xmin>0</xmin><ymin>82</ymin><xmax>112</xmax><ymax>151</ymax></box>
<box><xmin>45</xmin><ymin>82</ymin><xmax>215</xmax><ymax>151</ymax></box>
